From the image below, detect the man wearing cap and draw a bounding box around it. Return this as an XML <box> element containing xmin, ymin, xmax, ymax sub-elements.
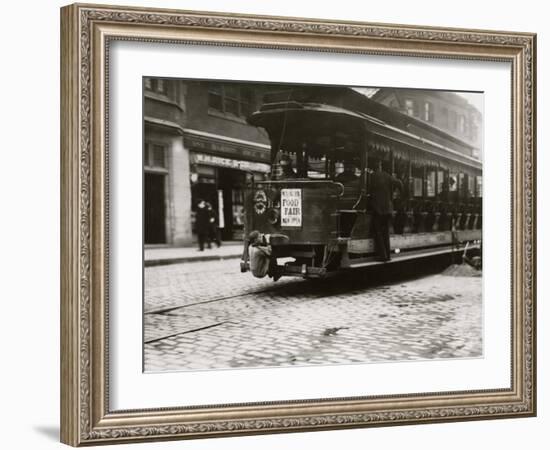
<box><xmin>195</xmin><ymin>199</ymin><xmax>210</xmax><ymax>251</ymax></box>
<box><xmin>279</xmin><ymin>154</ymin><xmax>297</xmax><ymax>179</ymax></box>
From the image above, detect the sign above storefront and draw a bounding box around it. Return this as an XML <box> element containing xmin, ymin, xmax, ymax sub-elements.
<box><xmin>191</xmin><ymin>153</ymin><xmax>270</xmax><ymax>173</ymax></box>
<box><xmin>185</xmin><ymin>134</ymin><xmax>270</xmax><ymax>163</ymax></box>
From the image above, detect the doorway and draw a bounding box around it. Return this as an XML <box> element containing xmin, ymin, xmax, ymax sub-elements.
<box><xmin>144</xmin><ymin>172</ymin><xmax>166</xmax><ymax>244</ymax></box>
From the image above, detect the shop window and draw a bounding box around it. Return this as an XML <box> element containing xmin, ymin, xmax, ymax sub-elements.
<box><xmin>208</xmin><ymin>83</ymin><xmax>255</xmax><ymax>118</ymax></box>
<box><xmin>232</xmin><ymin>189</ymin><xmax>245</xmax><ymax>228</ymax></box>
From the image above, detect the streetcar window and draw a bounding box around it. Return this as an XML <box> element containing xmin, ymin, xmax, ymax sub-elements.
<box><xmin>475</xmin><ymin>176</ymin><xmax>483</xmax><ymax>198</ymax></box>
<box><xmin>367</xmin><ymin>154</ymin><xmax>391</xmax><ymax>174</ymax></box>
<box><xmin>449</xmin><ymin>173</ymin><xmax>458</xmax><ymax>192</ymax></box>
<box><xmin>437</xmin><ymin>170</ymin><xmax>445</xmax><ymax>195</ymax></box>
<box><xmin>411</xmin><ymin>164</ymin><xmax>424</xmax><ymax>198</ymax></box>
<box><xmin>458</xmin><ymin>173</ymin><xmax>465</xmax><ymax>198</ymax></box>
<box><xmin>392</xmin><ymin>157</ymin><xmax>409</xmax><ymax>197</ymax></box>
<box><xmin>413</xmin><ymin>177</ymin><xmax>423</xmax><ymax>197</ymax></box>
<box><xmin>426</xmin><ymin>170</ymin><xmax>436</xmax><ymax>197</ymax></box>
<box><xmin>334</xmin><ymin>159</ymin><xmax>360</xmax><ymax>182</ymax></box>
<box><xmin>307</xmin><ymin>157</ymin><xmax>328</xmax><ymax>179</ymax></box>
<box><xmin>467</xmin><ymin>175</ymin><xmax>475</xmax><ymax>198</ymax></box>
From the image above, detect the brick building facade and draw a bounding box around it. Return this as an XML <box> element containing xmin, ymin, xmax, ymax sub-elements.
<box><xmin>144</xmin><ymin>78</ymin><xmax>271</xmax><ymax>246</ymax></box>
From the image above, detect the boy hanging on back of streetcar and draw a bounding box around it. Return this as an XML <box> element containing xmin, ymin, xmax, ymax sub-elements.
<box><xmin>247</xmin><ymin>230</ymin><xmax>281</xmax><ymax>281</ymax></box>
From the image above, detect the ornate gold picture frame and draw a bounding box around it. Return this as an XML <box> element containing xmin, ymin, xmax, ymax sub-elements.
<box><xmin>60</xmin><ymin>3</ymin><xmax>536</xmax><ymax>446</ymax></box>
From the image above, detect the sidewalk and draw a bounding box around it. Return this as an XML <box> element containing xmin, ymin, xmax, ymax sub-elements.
<box><xmin>145</xmin><ymin>241</ymin><xmax>244</xmax><ymax>267</ymax></box>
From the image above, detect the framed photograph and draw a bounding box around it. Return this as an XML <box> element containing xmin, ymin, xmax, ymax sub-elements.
<box><xmin>60</xmin><ymin>3</ymin><xmax>536</xmax><ymax>446</ymax></box>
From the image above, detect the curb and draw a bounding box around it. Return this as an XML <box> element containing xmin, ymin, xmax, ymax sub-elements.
<box><xmin>145</xmin><ymin>252</ymin><xmax>242</xmax><ymax>267</ymax></box>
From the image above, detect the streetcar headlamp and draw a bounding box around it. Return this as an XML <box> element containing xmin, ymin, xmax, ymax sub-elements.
<box><xmin>254</xmin><ymin>190</ymin><xmax>268</xmax><ymax>215</ymax></box>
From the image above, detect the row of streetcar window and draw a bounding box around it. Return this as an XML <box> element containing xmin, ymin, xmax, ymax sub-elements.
<box><xmin>272</xmin><ymin>150</ymin><xmax>481</xmax><ymax>200</ymax></box>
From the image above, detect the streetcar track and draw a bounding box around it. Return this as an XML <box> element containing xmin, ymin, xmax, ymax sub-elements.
<box><xmin>145</xmin><ymin>258</ymin><xmax>454</xmax><ymax>316</ymax></box>
<box><xmin>145</xmin><ymin>267</ymin><xmax>433</xmax><ymax>316</ymax></box>
<box><xmin>144</xmin><ymin>321</ymin><xmax>238</xmax><ymax>344</ymax></box>
<box><xmin>144</xmin><ymin>266</ymin><xmax>475</xmax><ymax>345</ymax></box>
<box><xmin>145</xmin><ymin>282</ymin><xmax>300</xmax><ymax>315</ymax></box>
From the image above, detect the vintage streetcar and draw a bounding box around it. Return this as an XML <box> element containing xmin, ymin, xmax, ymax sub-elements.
<box><xmin>240</xmin><ymin>86</ymin><xmax>482</xmax><ymax>279</ymax></box>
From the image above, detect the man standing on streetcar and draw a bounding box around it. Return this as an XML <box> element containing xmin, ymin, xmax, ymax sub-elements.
<box><xmin>369</xmin><ymin>161</ymin><xmax>403</xmax><ymax>261</ymax></box>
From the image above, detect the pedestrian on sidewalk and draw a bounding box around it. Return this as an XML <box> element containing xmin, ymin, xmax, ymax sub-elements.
<box><xmin>206</xmin><ymin>202</ymin><xmax>221</xmax><ymax>248</ymax></box>
<box><xmin>195</xmin><ymin>199</ymin><xmax>210</xmax><ymax>251</ymax></box>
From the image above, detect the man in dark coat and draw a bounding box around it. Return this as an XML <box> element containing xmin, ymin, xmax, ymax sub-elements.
<box><xmin>206</xmin><ymin>202</ymin><xmax>221</xmax><ymax>248</ymax></box>
<box><xmin>195</xmin><ymin>199</ymin><xmax>210</xmax><ymax>251</ymax></box>
<box><xmin>369</xmin><ymin>161</ymin><xmax>403</xmax><ymax>261</ymax></box>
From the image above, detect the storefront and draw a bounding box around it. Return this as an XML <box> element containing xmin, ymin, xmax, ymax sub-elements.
<box><xmin>185</xmin><ymin>131</ymin><xmax>270</xmax><ymax>241</ymax></box>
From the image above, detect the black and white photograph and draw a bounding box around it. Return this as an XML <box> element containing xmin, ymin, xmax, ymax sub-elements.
<box><xmin>143</xmin><ymin>79</ymin><xmax>483</xmax><ymax>373</ymax></box>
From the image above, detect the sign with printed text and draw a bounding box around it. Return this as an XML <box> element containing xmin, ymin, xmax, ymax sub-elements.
<box><xmin>191</xmin><ymin>153</ymin><xmax>270</xmax><ymax>173</ymax></box>
<box><xmin>280</xmin><ymin>189</ymin><xmax>302</xmax><ymax>227</ymax></box>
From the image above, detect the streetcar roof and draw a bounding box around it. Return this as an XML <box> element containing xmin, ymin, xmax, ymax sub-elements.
<box><xmin>248</xmin><ymin>91</ymin><xmax>482</xmax><ymax>171</ymax></box>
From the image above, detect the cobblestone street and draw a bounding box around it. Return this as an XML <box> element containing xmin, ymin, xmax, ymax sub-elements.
<box><xmin>144</xmin><ymin>258</ymin><xmax>482</xmax><ymax>372</ymax></box>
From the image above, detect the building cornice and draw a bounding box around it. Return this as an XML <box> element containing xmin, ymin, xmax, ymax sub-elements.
<box><xmin>144</xmin><ymin>116</ymin><xmax>185</xmax><ymax>135</ymax></box>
